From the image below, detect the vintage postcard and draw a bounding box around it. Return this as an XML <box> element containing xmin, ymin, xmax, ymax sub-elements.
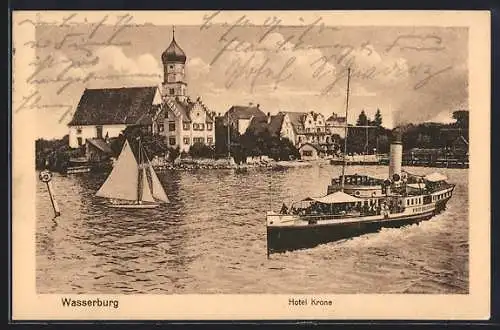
<box><xmin>11</xmin><ymin>10</ymin><xmax>490</xmax><ymax>320</ymax></box>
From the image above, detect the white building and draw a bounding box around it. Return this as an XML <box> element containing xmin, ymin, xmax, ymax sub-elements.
<box><xmin>67</xmin><ymin>86</ymin><xmax>162</xmax><ymax>148</ymax></box>
<box><xmin>67</xmin><ymin>27</ymin><xmax>215</xmax><ymax>151</ymax></box>
<box><xmin>152</xmin><ymin>28</ymin><xmax>215</xmax><ymax>152</ymax></box>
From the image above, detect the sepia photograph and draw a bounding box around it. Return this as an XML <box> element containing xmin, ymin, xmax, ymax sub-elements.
<box><xmin>11</xmin><ymin>10</ymin><xmax>490</xmax><ymax>320</ymax></box>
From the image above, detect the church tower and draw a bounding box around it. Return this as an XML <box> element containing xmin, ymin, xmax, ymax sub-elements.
<box><xmin>161</xmin><ymin>26</ymin><xmax>187</xmax><ymax>100</ymax></box>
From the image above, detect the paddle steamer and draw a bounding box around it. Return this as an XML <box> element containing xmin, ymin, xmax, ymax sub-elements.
<box><xmin>266</xmin><ymin>69</ymin><xmax>455</xmax><ymax>254</ymax></box>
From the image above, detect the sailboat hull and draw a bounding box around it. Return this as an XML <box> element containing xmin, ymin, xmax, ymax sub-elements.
<box><xmin>107</xmin><ymin>203</ymin><xmax>160</xmax><ymax>209</ymax></box>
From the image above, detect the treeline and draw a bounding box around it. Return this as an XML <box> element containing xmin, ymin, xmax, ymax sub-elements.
<box><xmin>214</xmin><ymin>120</ymin><xmax>300</xmax><ymax>164</ymax></box>
<box><xmin>35</xmin><ymin>135</ymin><xmax>84</xmax><ymax>171</ymax></box>
<box><xmin>345</xmin><ymin>109</ymin><xmax>468</xmax><ymax>154</ymax></box>
<box><xmin>399</xmin><ymin>110</ymin><xmax>469</xmax><ymax>151</ymax></box>
<box><xmin>345</xmin><ymin>109</ymin><xmax>391</xmax><ymax>154</ymax></box>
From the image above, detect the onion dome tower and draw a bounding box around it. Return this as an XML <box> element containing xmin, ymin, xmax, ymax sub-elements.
<box><xmin>161</xmin><ymin>26</ymin><xmax>187</xmax><ymax>99</ymax></box>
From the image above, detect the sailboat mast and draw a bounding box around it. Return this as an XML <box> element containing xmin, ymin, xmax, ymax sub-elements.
<box><xmin>340</xmin><ymin>67</ymin><xmax>351</xmax><ymax>192</ymax></box>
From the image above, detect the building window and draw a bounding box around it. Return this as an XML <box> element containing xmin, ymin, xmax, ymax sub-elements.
<box><xmin>158</xmin><ymin>123</ymin><xmax>164</xmax><ymax>132</ymax></box>
<box><xmin>77</xmin><ymin>137</ymin><xmax>83</xmax><ymax>146</ymax></box>
<box><xmin>76</xmin><ymin>128</ymin><xmax>82</xmax><ymax>134</ymax></box>
<box><xmin>207</xmin><ymin>123</ymin><xmax>213</xmax><ymax>130</ymax></box>
<box><xmin>169</xmin><ymin>65</ymin><xmax>174</xmax><ymax>69</ymax></box>
<box><xmin>183</xmin><ymin>137</ymin><xmax>190</xmax><ymax>145</ymax></box>
<box><xmin>317</xmin><ymin>128</ymin><xmax>321</xmax><ymax>132</ymax></box>
<box><xmin>168</xmin><ymin>122</ymin><xmax>176</xmax><ymax>131</ymax></box>
<box><xmin>207</xmin><ymin>137</ymin><xmax>213</xmax><ymax>145</ymax></box>
<box><xmin>183</xmin><ymin>122</ymin><xmax>190</xmax><ymax>130</ymax></box>
<box><xmin>193</xmin><ymin>137</ymin><xmax>204</xmax><ymax>144</ymax></box>
<box><xmin>169</xmin><ymin>88</ymin><xmax>175</xmax><ymax>95</ymax></box>
<box><xmin>169</xmin><ymin>137</ymin><xmax>176</xmax><ymax>146</ymax></box>
<box><xmin>193</xmin><ymin>123</ymin><xmax>205</xmax><ymax>131</ymax></box>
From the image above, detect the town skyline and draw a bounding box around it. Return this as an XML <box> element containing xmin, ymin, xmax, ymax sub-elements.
<box><xmin>18</xmin><ymin>15</ymin><xmax>468</xmax><ymax>140</ymax></box>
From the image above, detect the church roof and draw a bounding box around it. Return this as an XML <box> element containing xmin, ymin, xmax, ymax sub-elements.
<box><xmin>162</xmin><ymin>28</ymin><xmax>186</xmax><ymax>64</ymax></box>
<box><xmin>68</xmin><ymin>87</ymin><xmax>158</xmax><ymax>126</ymax></box>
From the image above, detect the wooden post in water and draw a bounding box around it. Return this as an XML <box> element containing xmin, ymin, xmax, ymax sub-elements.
<box><xmin>39</xmin><ymin>169</ymin><xmax>60</xmax><ymax>218</ymax></box>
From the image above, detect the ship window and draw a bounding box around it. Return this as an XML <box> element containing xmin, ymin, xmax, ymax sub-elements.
<box><xmin>407</xmin><ymin>200</ymin><xmax>409</xmax><ymax>206</ymax></box>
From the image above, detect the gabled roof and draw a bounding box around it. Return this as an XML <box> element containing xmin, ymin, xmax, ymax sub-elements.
<box><xmin>246</xmin><ymin>112</ymin><xmax>285</xmax><ymax>136</ymax></box>
<box><xmin>161</xmin><ymin>97</ymin><xmax>215</xmax><ymax>123</ymax></box>
<box><xmin>299</xmin><ymin>142</ymin><xmax>323</xmax><ymax>151</ymax></box>
<box><xmin>268</xmin><ymin>112</ymin><xmax>285</xmax><ymax>136</ymax></box>
<box><xmin>280</xmin><ymin>111</ymin><xmax>307</xmax><ymax>133</ymax></box>
<box><xmin>326</xmin><ymin>114</ymin><xmax>347</xmax><ymax>122</ymax></box>
<box><xmin>68</xmin><ymin>87</ymin><xmax>158</xmax><ymax>126</ymax></box>
<box><xmin>86</xmin><ymin>138</ymin><xmax>113</xmax><ymax>154</ymax></box>
<box><xmin>226</xmin><ymin>105</ymin><xmax>266</xmax><ymax>120</ymax></box>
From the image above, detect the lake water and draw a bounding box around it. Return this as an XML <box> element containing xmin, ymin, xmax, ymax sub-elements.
<box><xmin>36</xmin><ymin>164</ymin><xmax>468</xmax><ymax>294</ymax></box>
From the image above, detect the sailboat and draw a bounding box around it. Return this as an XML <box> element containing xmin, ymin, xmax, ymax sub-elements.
<box><xmin>95</xmin><ymin>138</ymin><xmax>170</xmax><ymax>209</ymax></box>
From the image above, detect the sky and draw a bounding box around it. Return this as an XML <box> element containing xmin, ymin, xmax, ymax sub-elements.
<box><xmin>15</xmin><ymin>13</ymin><xmax>469</xmax><ymax>139</ymax></box>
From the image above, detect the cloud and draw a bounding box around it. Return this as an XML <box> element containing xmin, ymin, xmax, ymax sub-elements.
<box><xmin>199</xmin><ymin>32</ymin><xmax>338</xmax><ymax>94</ymax></box>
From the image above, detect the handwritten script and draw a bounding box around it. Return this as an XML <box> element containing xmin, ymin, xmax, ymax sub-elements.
<box><xmin>201</xmin><ymin>11</ymin><xmax>454</xmax><ymax>95</ymax></box>
<box><xmin>14</xmin><ymin>12</ymin><xmax>457</xmax><ymax>124</ymax></box>
<box><xmin>15</xmin><ymin>13</ymin><xmax>161</xmax><ymax>123</ymax></box>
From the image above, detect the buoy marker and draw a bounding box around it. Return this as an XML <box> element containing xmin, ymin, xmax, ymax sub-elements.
<box><xmin>39</xmin><ymin>169</ymin><xmax>61</xmax><ymax>218</ymax></box>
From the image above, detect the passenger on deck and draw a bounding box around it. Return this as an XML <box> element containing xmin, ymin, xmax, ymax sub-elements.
<box><xmin>280</xmin><ymin>203</ymin><xmax>288</xmax><ymax>214</ymax></box>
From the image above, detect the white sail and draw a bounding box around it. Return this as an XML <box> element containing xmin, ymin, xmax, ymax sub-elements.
<box><xmin>140</xmin><ymin>167</ymin><xmax>155</xmax><ymax>203</ymax></box>
<box><xmin>96</xmin><ymin>140</ymin><xmax>139</xmax><ymax>201</ymax></box>
<box><xmin>148</xmin><ymin>164</ymin><xmax>170</xmax><ymax>203</ymax></box>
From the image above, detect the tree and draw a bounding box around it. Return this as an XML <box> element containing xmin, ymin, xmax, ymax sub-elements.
<box><xmin>373</xmin><ymin>108</ymin><xmax>383</xmax><ymax>126</ymax></box>
<box><xmin>189</xmin><ymin>142</ymin><xmax>215</xmax><ymax>159</ymax></box>
<box><xmin>356</xmin><ymin>110</ymin><xmax>369</xmax><ymax>126</ymax></box>
<box><xmin>452</xmin><ymin>110</ymin><xmax>469</xmax><ymax>129</ymax></box>
<box><xmin>167</xmin><ymin>146</ymin><xmax>180</xmax><ymax>162</ymax></box>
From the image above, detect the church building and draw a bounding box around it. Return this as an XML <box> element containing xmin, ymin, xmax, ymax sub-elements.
<box><xmin>67</xmin><ymin>27</ymin><xmax>215</xmax><ymax>152</ymax></box>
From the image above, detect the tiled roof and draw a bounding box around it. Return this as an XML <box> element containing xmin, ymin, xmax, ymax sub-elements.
<box><xmin>162</xmin><ymin>97</ymin><xmax>215</xmax><ymax>123</ymax></box>
<box><xmin>268</xmin><ymin>113</ymin><xmax>285</xmax><ymax>136</ymax></box>
<box><xmin>280</xmin><ymin>111</ymin><xmax>307</xmax><ymax>133</ymax></box>
<box><xmin>246</xmin><ymin>113</ymin><xmax>284</xmax><ymax>137</ymax></box>
<box><xmin>299</xmin><ymin>142</ymin><xmax>323</xmax><ymax>152</ymax></box>
<box><xmin>326</xmin><ymin>114</ymin><xmax>346</xmax><ymax>122</ymax></box>
<box><xmin>68</xmin><ymin>87</ymin><xmax>158</xmax><ymax>126</ymax></box>
<box><xmin>226</xmin><ymin>105</ymin><xmax>266</xmax><ymax>120</ymax></box>
<box><xmin>87</xmin><ymin>138</ymin><xmax>113</xmax><ymax>154</ymax></box>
